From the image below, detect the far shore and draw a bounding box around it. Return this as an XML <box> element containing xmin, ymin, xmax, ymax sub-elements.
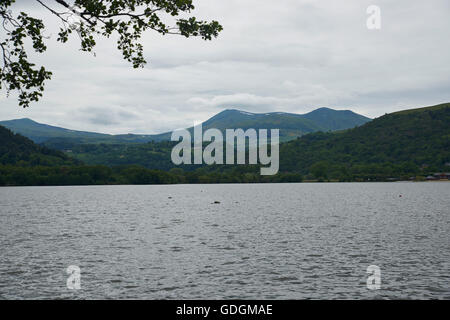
<box><xmin>1</xmin><ymin>180</ymin><xmax>449</xmax><ymax>188</ymax></box>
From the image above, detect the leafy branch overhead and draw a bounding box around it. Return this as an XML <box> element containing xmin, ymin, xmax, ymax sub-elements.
<box><xmin>0</xmin><ymin>0</ymin><xmax>223</xmax><ymax>107</ymax></box>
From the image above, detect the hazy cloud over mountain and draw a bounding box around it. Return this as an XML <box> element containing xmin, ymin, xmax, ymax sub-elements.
<box><xmin>0</xmin><ymin>0</ymin><xmax>449</xmax><ymax>134</ymax></box>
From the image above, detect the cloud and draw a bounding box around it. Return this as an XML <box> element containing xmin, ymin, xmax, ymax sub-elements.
<box><xmin>0</xmin><ymin>0</ymin><xmax>449</xmax><ymax>133</ymax></box>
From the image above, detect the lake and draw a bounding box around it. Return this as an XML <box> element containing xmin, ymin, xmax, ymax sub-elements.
<box><xmin>0</xmin><ymin>182</ymin><xmax>449</xmax><ymax>299</ymax></box>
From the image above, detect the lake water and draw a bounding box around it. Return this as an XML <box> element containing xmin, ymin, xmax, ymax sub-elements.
<box><xmin>0</xmin><ymin>183</ymin><xmax>449</xmax><ymax>299</ymax></box>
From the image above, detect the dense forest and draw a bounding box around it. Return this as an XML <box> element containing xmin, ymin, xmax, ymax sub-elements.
<box><xmin>0</xmin><ymin>103</ymin><xmax>449</xmax><ymax>186</ymax></box>
<box><xmin>0</xmin><ymin>125</ymin><xmax>79</xmax><ymax>167</ymax></box>
<box><xmin>0</xmin><ymin>125</ymin><xmax>301</xmax><ymax>185</ymax></box>
<box><xmin>279</xmin><ymin>103</ymin><xmax>450</xmax><ymax>181</ymax></box>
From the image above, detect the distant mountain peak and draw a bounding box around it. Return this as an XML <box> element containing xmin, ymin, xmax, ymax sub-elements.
<box><xmin>7</xmin><ymin>117</ymin><xmax>36</xmax><ymax>123</ymax></box>
<box><xmin>220</xmin><ymin>108</ymin><xmax>254</xmax><ymax>114</ymax></box>
<box><xmin>307</xmin><ymin>107</ymin><xmax>351</xmax><ymax>113</ymax></box>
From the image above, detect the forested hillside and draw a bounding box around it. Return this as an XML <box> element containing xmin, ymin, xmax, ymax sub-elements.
<box><xmin>1</xmin><ymin>103</ymin><xmax>449</xmax><ymax>185</ymax></box>
<box><xmin>0</xmin><ymin>125</ymin><xmax>78</xmax><ymax>167</ymax></box>
<box><xmin>280</xmin><ymin>103</ymin><xmax>450</xmax><ymax>180</ymax></box>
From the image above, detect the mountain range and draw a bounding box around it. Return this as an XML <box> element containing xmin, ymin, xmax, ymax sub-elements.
<box><xmin>58</xmin><ymin>102</ymin><xmax>450</xmax><ymax>174</ymax></box>
<box><xmin>0</xmin><ymin>102</ymin><xmax>449</xmax><ymax>185</ymax></box>
<box><xmin>0</xmin><ymin>107</ymin><xmax>371</xmax><ymax>147</ymax></box>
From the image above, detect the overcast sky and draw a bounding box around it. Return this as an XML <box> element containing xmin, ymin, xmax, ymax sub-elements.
<box><xmin>0</xmin><ymin>0</ymin><xmax>449</xmax><ymax>134</ymax></box>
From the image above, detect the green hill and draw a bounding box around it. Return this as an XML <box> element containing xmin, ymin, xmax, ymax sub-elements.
<box><xmin>0</xmin><ymin>125</ymin><xmax>79</xmax><ymax>167</ymax></box>
<box><xmin>279</xmin><ymin>102</ymin><xmax>450</xmax><ymax>180</ymax></box>
<box><xmin>302</xmin><ymin>107</ymin><xmax>371</xmax><ymax>131</ymax></box>
<box><xmin>0</xmin><ymin>118</ymin><xmax>157</xmax><ymax>144</ymax></box>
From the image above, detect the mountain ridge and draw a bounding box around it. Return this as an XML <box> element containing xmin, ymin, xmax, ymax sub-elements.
<box><xmin>0</xmin><ymin>107</ymin><xmax>370</xmax><ymax>146</ymax></box>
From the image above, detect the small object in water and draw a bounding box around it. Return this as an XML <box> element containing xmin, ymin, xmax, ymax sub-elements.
<box><xmin>168</xmin><ymin>196</ymin><xmax>172</xmax><ymax>199</ymax></box>
<box><xmin>213</xmin><ymin>201</ymin><xmax>221</xmax><ymax>204</ymax></box>
<box><xmin>399</xmin><ymin>195</ymin><xmax>402</xmax><ymax>197</ymax></box>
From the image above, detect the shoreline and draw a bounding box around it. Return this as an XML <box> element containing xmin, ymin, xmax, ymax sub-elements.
<box><xmin>1</xmin><ymin>180</ymin><xmax>449</xmax><ymax>188</ymax></box>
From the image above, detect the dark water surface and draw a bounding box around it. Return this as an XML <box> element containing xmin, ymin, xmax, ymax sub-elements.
<box><xmin>0</xmin><ymin>183</ymin><xmax>449</xmax><ymax>299</ymax></box>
